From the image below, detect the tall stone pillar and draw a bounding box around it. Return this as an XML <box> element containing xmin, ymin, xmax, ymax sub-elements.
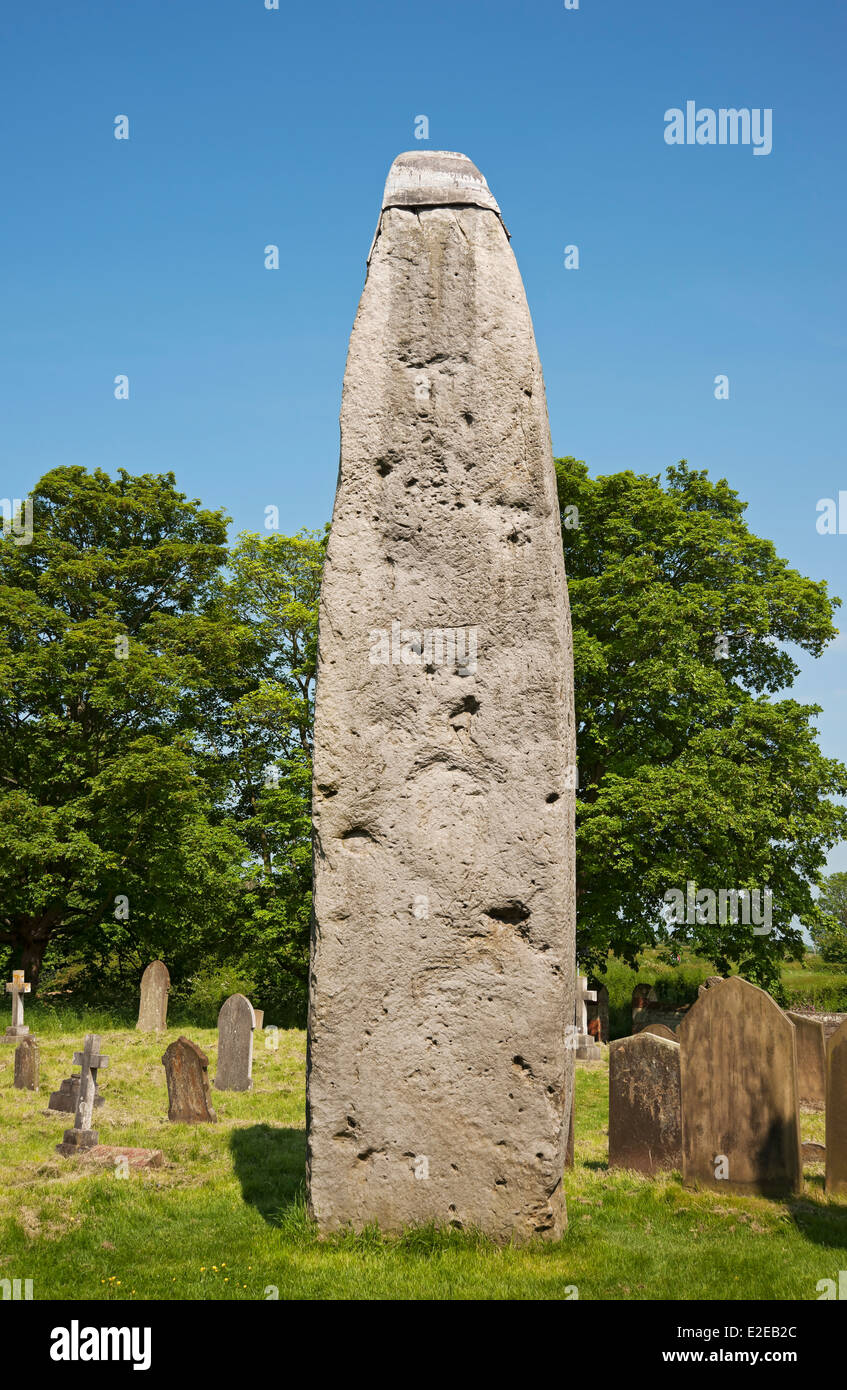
<box><xmin>307</xmin><ymin>151</ymin><xmax>576</xmax><ymax>1242</ymax></box>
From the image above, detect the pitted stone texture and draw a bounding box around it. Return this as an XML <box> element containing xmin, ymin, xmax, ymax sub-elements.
<box><xmin>14</xmin><ymin>1037</ymin><xmax>39</xmax><ymax>1090</ymax></box>
<box><xmin>137</xmin><ymin>961</ymin><xmax>170</xmax><ymax>1031</ymax></box>
<box><xmin>215</xmin><ymin>994</ymin><xmax>255</xmax><ymax>1092</ymax></box>
<box><xmin>786</xmin><ymin>1011</ymin><xmax>826</xmax><ymax>1110</ymax></box>
<box><xmin>609</xmin><ymin>1033</ymin><xmax>681</xmax><ymax>1174</ymax></box>
<box><xmin>162</xmin><ymin>1037</ymin><xmax>217</xmax><ymax>1122</ymax></box>
<box><xmin>679</xmin><ymin>976</ymin><xmax>802</xmax><ymax>1196</ymax></box>
<box><xmin>307</xmin><ymin>151</ymin><xmax>576</xmax><ymax>1243</ymax></box>
<box><xmin>640</xmin><ymin>1023</ymin><xmax>678</xmax><ymax>1042</ymax></box>
<box><xmin>826</xmin><ymin>1017</ymin><xmax>847</xmax><ymax>1195</ymax></box>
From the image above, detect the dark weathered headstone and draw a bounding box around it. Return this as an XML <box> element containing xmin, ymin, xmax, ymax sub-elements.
<box><xmin>786</xmin><ymin>1011</ymin><xmax>826</xmax><ymax>1110</ymax></box>
<box><xmin>678</xmin><ymin>976</ymin><xmax>802</xmax><ymax>1195</ymax></box>
<box><xmin>802</xmin><ymin>1141</ymin><xmax>826</xmax><ymax>1164</ymax></box>
<box><xmin>137</xmin><ymin>960</ymin><xmax>170</xmax><ymax>1031</ymax></box>
<box><xmin>609</xmin><ymin>1032</ymin><xmax>681</xmax><ymax>1174</ymax></box>
<box><xmin>215</xmin><ymin>994</ymin><xmax>255</xmax><ymax>1092</ymax></box>
<box><xmin>640</xmin><ymin>1022</ymin><xmax>678</xmax><ymax>1041</ymax></box>
<box><xmin>253</xmin><ymin>1008</ymin><xmax>264</xmax><ymax>1030</ymax></box>
<box><xmin>47</xmin><ymin>1073</ymin><xmax>104</xmax><ymax>1113</ymax></box>
<box><xmin>162</xmin><ymin>1037</ymin><xmax>217</xmax><ymax>1123</ymax></box>
<box><xmin>58</xmin><ymin>1034</ymin><xmax>109</xmax><ymax>1153</ymax></box>
<box><xmin>14</xmin><ymin>1037</ymin><xmax>39</xmax><ymax>1090</ymax></box>
<box><xmin>307</xmin><ymin>150</ymin><xmax>576</xmax><ymax>1243</ymax></box>
<box><xmin>698</xmin><ymin>975</ymin><xmax>725</xmax><ymax>997</ymax></box>
<box><xmin>826</xmin><ymin>1017</ymin><xmax>847</xmax><ymax>1196</ymax></box>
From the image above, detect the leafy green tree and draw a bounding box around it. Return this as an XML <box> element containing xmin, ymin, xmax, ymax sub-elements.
<box><xmin>809</xmin><ymin>871</ymin><xmax>847</xmax><ymax>963</ymax></box>
<box><xmin>208</xmin><ymin>529</ymin><xmax>325</xmax><ymax>1022</ymax></box>
<box><xmin>558</xmin><ymin>457</ymin><xmax>847</xmax><ymax>992</ymax></box>
<box><xmin>0</xmin><ymin>466</ymin><xmax>245</xmax><ymax>986</ymax></box>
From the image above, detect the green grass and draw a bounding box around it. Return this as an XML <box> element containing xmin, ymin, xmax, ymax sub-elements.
<box><xmin>1</xmin><ymin>1022</ymin><xmax>844</xmax><ymax>1300</ymax></box>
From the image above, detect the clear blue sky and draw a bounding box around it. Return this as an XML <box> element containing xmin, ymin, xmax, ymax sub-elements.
<box><xmin>2</xmin><ymin>0</ymin><xmax>845</xmax><ymax>868</ymax></box>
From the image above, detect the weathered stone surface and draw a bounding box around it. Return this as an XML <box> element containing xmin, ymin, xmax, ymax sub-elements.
<box><xmin>698</xmin><ymin>975</ymin><xmax>725</xmax><ymax>997</ymax></box>
<box><xmin>162</xmin><ymin>1037</ymin><xmax>217</xmax><ymax>1122</ymax></box>
<box><xmin>786</xmin><ymin>1010</ymin><xmax>826</xmax><ymax>1110</ymax></box>
<box><xmin>307</xmin><ymin>150</ymin><xmax>576</xmax><ymax>1243</ymax></box>
<box><xmin>47</xmin><ymin>1074</ymin><xmax>104</xmax><ymax>1113</ymax></box>
<box><xmin>253</xmin><ymin>1009</ymin><xmax>264</xmax><ymax>1030</ymax></box>
<box><xmin>215</xmin><ymin>994</ymin><xmax>255</xmax><ymax>1092</ymax></box>
<box><xmin>136</xmin><ymin>961</ymin><xmax>170</xmax><ymax>1031</ymax></box>
<box><xmin>14</xmin><ymin>1037</ymin><xmax>39</xmax><ymax>1090</ymax></box>
<box><xmin>678</xmin><ymin>976</ymin><xmax>802</xmax><ymax>1195</ymax></box>
<box><xmin>59</xmin><ymin>1033</ymin><xmax>108</xmax><ymax>1151</ymax></box>
<box><xmin>640</xmin><ymin>1022</ymin><xmax>678</xmax><ymax>1042</ymax></box>
<box><xmin>565</xmin><ymin>1086</ymin><xmax>575</xmax><ymax>1169</ymax></box>
<box><xmin>826</xmin><ymin>1017</ymin><xmax>847</xmax><ymax>1195</ymax></box>
<box><xmin>609</xmin><ymin>1033</ymin><xmax>681</xmax><ymax>1174</ymax></box>
<box><xmin>802</xmin><ymin>1141</ymin><xmax>825</xmax><ymax>1164</ymax></box>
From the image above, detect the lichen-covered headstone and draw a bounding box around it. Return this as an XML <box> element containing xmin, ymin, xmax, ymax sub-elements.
<box><xmin>214</xmin><ymin>994</ymin><xmax>255</xmax><ymax>1092</ymax></box>
<box><xmin>136</xmin><ymin>960</ymin><xmax>170</xmax><ymax>1031</ymax></box>
<box><xmin>786</xmin><ymin>1010</ymin><xmax>826</xmax><ymax>1110</ymax></box>
<box><xmin>307</xmin><ymin>150</ymin><xmax>576</xmax><ymax>1242</ymax></box>
<box><xmin>826</xmin><ymin>1017</ymin><xmax>847</xmax><ymax>1195</ymax></box>
<box><xmin>678</xmin><ymin>976</ymin><xmax>802</xmax><ymax>1195</ymax></box>
<box><xmin>162</xmin><ymin>1037</ymin><xmax>217</xmax><ymax>1123</ymax></box>
<box><xmin>14</xmin><ymin>1037</ymin><xmax>39</xmax><ymax>1090</ymax></box>
<box><xmin>609</xmin><ymin>1032</ymin><xmax>681</xmax><ymax>1174</ymax></box>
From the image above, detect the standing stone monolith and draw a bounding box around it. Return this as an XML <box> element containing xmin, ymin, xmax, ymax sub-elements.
<box><xmin>136</xmin><ymin>961</ymin><xmax>170</xmax><ymax>1031</ymax></box>
<box><xmin>214</xmin><ymin>994</ymin><xmax>255</xmax><ymax>1092</ymax></box>
<box><xmin>162</xmin><ymin>1037</ymin><xmax>218</xmax><ymax>1122</ymax></box>
<box><xmin>307</xmin><ymin>150</ymin><xmax>576</xmax><ymax>1242</ymax></box>
<box><xmin>826</xmin><ymin>1016</ymin><xmax>847</xmax><ymax>1195</ymax></box>
<box><xmin>609</xmin><ymin>1032</ymin><xmax>681</xmax><ymax>1174</ymax></box>
<box><xmin>786</xmin><ymin>1011</ymin><xmax>826</xmax><ymax>1110</ymax></box>
<box><xmin>14</xmin><ymin>1037</ymin><xmax>39</xmax><ymax>1090</ymax></box>
<box><xmin>678</xmin><ymin>976</ymin><xmax>802</xmax><ymax>1195</ymax></box>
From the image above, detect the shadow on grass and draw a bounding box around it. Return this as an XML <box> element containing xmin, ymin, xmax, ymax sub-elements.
<box><xmin>230</xmin><ymin>1124</ymin><xmax>306</xmax><ymax>1226</ymax></box>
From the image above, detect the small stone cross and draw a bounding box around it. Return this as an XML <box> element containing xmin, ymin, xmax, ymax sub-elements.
<box><xmin>3</xmin><ymin>969</ymin><xmax>31</xmax><ymax>1041</ymax></box>
<box><xmin>65</xmin><ymin>1034</ymin><xmax>109</xmax><ymax>1147</ymax></box>
<box><xmin>576</xmin><ymin>971</ymin><xmax>597</xmax><ymax>1035</ymax></box>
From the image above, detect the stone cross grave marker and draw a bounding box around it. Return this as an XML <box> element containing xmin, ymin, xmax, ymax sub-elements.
<box><xmin>215</xmin><ymin>994</ymin><xmax>255</xmax><ymax>1092</ymax></box>
<box><xmin>14</xmin><ymin>1037</ymin><xmax>39</xmax><ymax>1090</ymax></box>
<box><xmin>678</xmin><ymin>976</ymin><xmax>802</xmax><ymax>1195</ymax></box>
<box><xmin>572</xmin><ymin>971</ymin><xmax>603</xmax><ymax>1061</ymax></box>
<box><xmin>136</xmin><ymin>960</ymin><xmax>170</xmax><ymax>1031</ymax></box>
<box><xmin>3</xmin><ymin>969</ymin><xmax>31</xmax><ymax>1043</ymax></box>
<box><xmin>162</xmin><ymin>1037</ymin><xmax>218</xmax><ymax>1122</ymax></box>
<box><xmin>59</xmin><ymin>1034</ymin><xmax>109</xmax><ymax>1151</ymax></box>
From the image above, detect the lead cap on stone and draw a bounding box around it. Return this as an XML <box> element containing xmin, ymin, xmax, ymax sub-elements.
<box><xmin>368</xmin><ymin>150</ymin><xmax>508</xmax><ymax>262</ymax></box>
<box><xmin>381</xmin><ymin>150</ymin><xmax>502</xmax><ymax>216</ymax></box>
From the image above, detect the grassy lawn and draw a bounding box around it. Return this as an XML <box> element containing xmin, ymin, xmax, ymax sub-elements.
<box><xmin>1</xmin><ymin>1014</ymin><xmax>845</xmax><ymax>1301</ymax></box>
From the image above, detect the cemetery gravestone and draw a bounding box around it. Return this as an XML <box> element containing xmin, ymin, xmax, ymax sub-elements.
<box><xmin>307</xmin><ymin>150</ymin><xmax>576</xmax><ymax>1242</ymax></box>
<box><xmin>586</xmin><ymin>983</ymin><xmax>609</xmax><ymax>1044</ymax></box>
<box><xmin>48</xmin><ymin>1072</ymin><xmax>104</xmax><ymax>1113</ymax></box>
<box><xmin>786</xmin><ymin>1011</ymin><xmax>826</xmax><ymax>1110</ymax></box>
<box><xmin>215</xmin><ymin>994</ymin><xmax>255</xmax><ymax>1092</ymax></box>
<box><xmin>253</xmin><ymin>1009</ymin><xmax>264</xmax><ymax>1030</ymax></box>
<box><xmin>3</xmin><ymin>970</ymin><xmax>31</xmax><ymax>1043</ymax></box>
<box><xmin>826</xmin><ymin>1016</ymin><xmax>847</xmax><ymax>1195</ymax></box>
<box><xmin>678</xmin><ymin>976</ymin><xmax>802</xmax><ymax>1195</ymax></box>
<box><xmin>136</xmin><ymin>960</ymin><xmax>170</xmax><ymax>1031</ymax></box>
<box><xmin>641</xmin><ymin>1022</ymin><xmax>678</xmax><ymax>1041</ymax></box>
<box><xmin>573</xmin><ymin>973</ymin><xmax>603</xmax><ymax>1060</ymax></box>
<box><xmin>162</xmin><ymin>1037</ymin><xmax>218</xmax><ymax>1122</ymax></box>
<box><xmin>14</xmin><ymin>1037</ymin><xmax>39</xmax><ymax>1090</ymax></box>
<box><xmin>57</xmin><ymin>1034</ymin><xmax>109</xmax><ymax>1154</ymax></box>
<box><xmin>608</xmin><ymin>1032</ymin><xmax>682</xmax><ymax>1174</ymax></box>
